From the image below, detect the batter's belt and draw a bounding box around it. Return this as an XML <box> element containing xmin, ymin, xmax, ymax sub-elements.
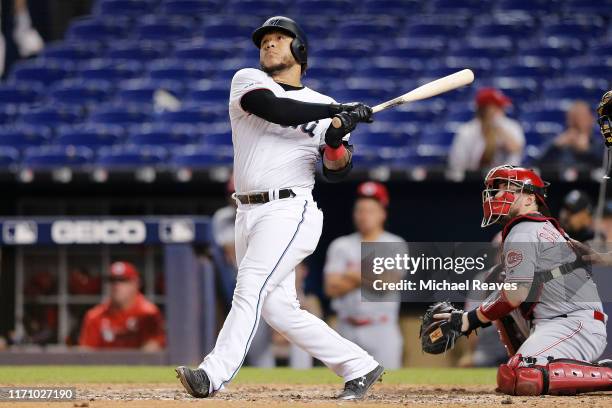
<box><xmin>234</xmin><ymin>188</ymin><xmax>296</xmax><ymax>204</ymax></box>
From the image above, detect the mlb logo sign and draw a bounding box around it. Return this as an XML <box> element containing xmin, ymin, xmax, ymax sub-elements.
<box><xmin>160</xmin><ymin>219</ymin><xmax>195</xmax><ymax>243</ymax></box>
<box><xmin>2</xmin><ymin>221</ymin><xmax>38</xmax><ymax>244</ymax></box>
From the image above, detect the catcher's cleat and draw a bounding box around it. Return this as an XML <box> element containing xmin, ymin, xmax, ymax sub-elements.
<box><xmin>336</xmin><ymin>365</ymin><xmax>385</xmax><ymax>400</ymax></box>
<box><xmin>175</xmin><ymin>366</ymin><xmax>210</xmax><ymax>398</ymax></box>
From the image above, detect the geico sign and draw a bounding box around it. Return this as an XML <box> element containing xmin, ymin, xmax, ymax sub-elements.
<box><xmin>51</xmin><ymin>220</ymin><xmax>146</xmax><ymax>244</ymax></box>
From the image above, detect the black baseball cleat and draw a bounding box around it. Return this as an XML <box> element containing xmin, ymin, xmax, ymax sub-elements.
<box><xmin>175</xmin><ymin>366</ymin><xmax>210</xmax><ymax>398</ymax></box>
<box><xmin>337</xmin><ymin>365</ymin><xmax>385</xmax><ymax>400</ymax></box>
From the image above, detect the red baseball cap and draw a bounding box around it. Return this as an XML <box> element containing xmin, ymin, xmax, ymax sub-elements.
<box><xmin>109</xmin><ymin>261</ymin><xmax>139</xmax><ymax>281</ymax></box>
<box><xmin>357</xmin><ymin>181</ymin><xmax>389</xmax><ymax>207</ymax></box>
<box><xmin>475</xmin><ymin>88</ymin><xmax>511</xmax><ymax>108</ymax></box>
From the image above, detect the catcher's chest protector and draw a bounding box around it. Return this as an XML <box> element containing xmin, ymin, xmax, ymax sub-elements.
<box><xmin>501</xmin><ymin>213</ymin><xmax>589</xmax><ymax>319</ymax></box>
<box><xmin>497</xmin><ymin>354</ymin><xmax>612</xmax><ymax>396</ymax></box>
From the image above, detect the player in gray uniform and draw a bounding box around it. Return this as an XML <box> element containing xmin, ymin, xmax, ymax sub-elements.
<box><xmin>324</xmin><ymin>182</ymin><xmax>404</xmax><ymax>369</ymax></box>
<box><xmin>433</xmin><ymin>164</ymin><xmax>611</xmax><ymax>395</ymax></box>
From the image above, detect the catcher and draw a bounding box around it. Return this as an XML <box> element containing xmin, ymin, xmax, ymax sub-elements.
<box><xmin>420</xmin><ymin>90</ymin><xmax>612</xmax><ymax>397</ymax></box>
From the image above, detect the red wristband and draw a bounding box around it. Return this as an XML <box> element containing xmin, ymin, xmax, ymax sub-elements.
<box><xmin>324</xmin><ymin>144</ymin><xmax>347</xmax><ymax>161</ymax></box>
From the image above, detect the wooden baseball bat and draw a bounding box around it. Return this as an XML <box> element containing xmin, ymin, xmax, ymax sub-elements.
<box><xmin>332</xmin><ymin>69</ymin><xmax>475</xmax><ymax>128</ymax></box>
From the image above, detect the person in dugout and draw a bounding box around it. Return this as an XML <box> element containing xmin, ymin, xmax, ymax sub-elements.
<box><xmin>79</xmin><ymin>261</ymin><xmax>166</xmax><ymax>350</ymax></box>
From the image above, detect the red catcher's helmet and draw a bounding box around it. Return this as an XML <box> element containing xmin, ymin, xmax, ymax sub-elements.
<box><xmin>481</xmin><ymin>165</ymin><xmax>549</xmax><ymax>227</ymax></box>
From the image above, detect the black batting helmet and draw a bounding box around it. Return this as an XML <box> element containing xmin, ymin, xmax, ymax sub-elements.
<box><xmin>252</xmin><ymin>16</ymin><xmax>308</xmax><ymax>72</ymax></box>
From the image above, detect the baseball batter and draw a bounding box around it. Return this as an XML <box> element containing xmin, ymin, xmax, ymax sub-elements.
<box><xmin>175</xmin><ymin>16</ymin><xmax>384</xmax><ymax>400</ymax></box>
<box><xmin>425</xmin><ymin>164</ymin><xmax>611</xmax><ymax>395</ymax></box>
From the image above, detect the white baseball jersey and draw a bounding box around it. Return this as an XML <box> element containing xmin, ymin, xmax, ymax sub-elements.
<box><xmin>324</xmin><ymin>231</ymin><xmax>405</xmax><ymax>321</ymax></box>
<box><xmin>229</xmin><ymin>68</ymin><xmax>341</xmax><ymax>193</ymax></box>
<box><xmin>448</xmin><ymin>117</ymin><xmax>525</xmax><ymax>172</ymax></box>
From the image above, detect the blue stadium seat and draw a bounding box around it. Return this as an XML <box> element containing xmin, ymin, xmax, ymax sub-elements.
<box><xmin>106</xmin><ymin>41</ymin><xmax>169</xmax><ymax>62</ymax></box>
<box><xmin>78</xmin><ymin>60</ymin><xmax>142</xmax><ymax>81</ymax></box>
<box><xmin>564</xmin><ymin>0</ymin><xmax>612</xmax><ymax>14</ymax></box>
<box><xmin>496</xmin><ymin>61</ymin><xmax>559</xmax><ymax>80</ymax></box>
<box><xmin>311</xmin><ymin>44</ymin><xmax>371</xmax><ymax>59</ymax></box>
<box><xmin>378</xmin><ymin>39</ymin><xmax>445</xmax><ymax>59</ymax></box>
<box><xmin>524</xmin><ymin>130</ymin><xmax>555</xmax><ymax>147</ymax></box>
<box><xmin>226</xmin><ymin>0</ymin><xmax>288</xmax><ymax>16</ymax></box>
<box><xmin>409</xmin><ymin>147</ymin><xmax>448</xmax><ymax>166</ymax></box>
<box><xmin>294</xmin><ymin>0</ymin><xmax>352</xmax><ymax>15</ymax></box>
<box><xmin>0</xmin><ymin>125</ymin><xmax>52</xmax><ymax>148</ymax></box>
<box><xmin>445</xmin><ymin>106</ymin><xmax>475</xmax><ymax>124</ymax></box>
<box><xmin>184</xmin><ymin>83</ymin><xmax>229</xmax><ymax>104</ymax></box>
<box><xmin>170</xmin><ymin>145</ymin><xmax>233</xmax><ymax>167</ymax></box>
<box><xmin>336</xmin><ymin>21</ymin><xmax>396</xmax><ymax>40</ymax></box>
<box><xmin>89</xmin><ymin>106</ymin><xmax>151</xmax><ymax>126</ymax></box>
<box><xmin>42</xmin><ymin>42</ymin><xmax>99</xmax><ymax>62</ymax></box>
<box><xmin>128</xmin><ymin>125</ymin><xmax>196</xmax><ymax>146</ymax></box>
<box><xmin>490</xmin><ymin>77</ymin><xmax>539</xmax><ymax>104</ymax></box>
<box><xmin>161</xmin><ymin>0</ymin><xmax>222</xmax><ymax>16</ymax></box>
<box><xmin>470</xmin><ymin>22</ymin><xmax>530</xmax><ymax>39</ymax></box>
<box><xmin>22</xmin><ymin>146</ymin><xmax>93</xmax><ymax>168</ymax></box>
<box><xmin>351</xmin><ymin>149</ymin><xmax>396</xmax><ymax>167</ymax></box>
<box><xmin>136</xmin><ymin>17</ymin><xmax>194</xmax><ymax>41</ymax></box>
<box><xmin>431</xmin><ymin>0</ymin><xmax>488</xmax><ymax>13</ymax></box>
<box><xmin>147</xmin><ymin>59</ymin><xmax>212</xmax><ymax>81</ymax></box>
<box><xmin>567</xmin><ymin>59</ymin><xmax>612</xmax><ymax>82</ymax></box>
<box><xmin>449</xmin><ymin>37</ymin><xmax>514</xmax><ymax>59</ymax></box>
<box><xmin>0</xmin><ymin>147</ymin><xmax>19</xmax><ymax>167</ymax></box>
<box><xmin>542</xmin><ymin>20</ymin><xmax>602</xmax><ymax>41</ymax></box>
<box><xmin>156</xmin><ymin>107</ymin><xmax>220</xmax><ymax>125</ymax></box>
<box><xmin>201</xmin><ymin>22</ymin><xmax>254</xmax><ymax>40</ymax></box>
<box><xmin>418</xmin><ymin>127</ymin><xmax>455</xmax><ymax>146</ymax></box>
<box><xmin>0</xmin><ymin>83</ymin><xmax>42</xmax><ymax>105</ymax></box>
<box><xmin>55</xmin><ymin>124</ymin><xmax>122</xmax><ymax>148</ymax></box>
<box><xmin>518</xmin><ymin>39</ymin><xmax>583</xmax><ymax>59</ymax></box>
<box><xmin>403</xmin><ymin>22</ymin><xmax>461</xmax><ymax>39</ymax></box>
<box><xmin>496</xmin><ymin>0</ymin><xmax>555</xmax><ymax>13</ymax></box>
<box><xmin>520</xmin><ymin>106</ymin><xmax>566</xmax><ymax>133</ymax></box>
<box><xmin>375</xmin><ymin>108</ymin><xmax>432</xmax><ymax>124</ymax></box>
<box><xmin>305</xmin><ymin>65</ymin><xmax>351</xmax><ymax>81</ymax></box>
<box><xmin>589</xmin><ymin>41</ymin><xmax>612</xmax><ymax>58</ymax></box>
<box><xmin>200</xmin><ymin>131</ymin><xmax>232</xmax><ymax>146</ymax></box>
<box><xmin>97</xmin><ymin>145</ymin><xmax>168</xmax><ymax>167</ymax></box>
<box><xmin>19</xmin><ymin>106</ymin><xmax>82</xmax><ymax>127</ymax></box>
<box><xmin>95</xmin><ymin>0</ymin><xmax>156</xmax><ymax>16</ymax></box>
<box><xmin>443</xmin><ymin>57</ymin><xmax>493</xmax><ymax>80</ymax></box>
<box><xmin>542</xmin><ymin>81</ymin><xmax>602</xmax><ymax>104</ymax></box>
<box><xmin>173</xmin><ymin>41</ymin><xmax>236</xmax><ymax>60</ymax></box>
<box><xmin>49</xmin><ymin>79</ymin><xmax>112</xmax><ymax>107</ymax></box>
<box><xmin>66</xmin><ymin>17</ymin><xmax>127</xmax><ymax>42</ymax></box>
<box><xmin>362</xmin><ymin>0</ymin><xmax>422</xmax><ymax>14</ymax></box>
<box><xmin>120</xmin><ymin>78</ymin><xmax>185</xmax><ymax>99</ymax></box>
<box><xmin>349</xmin><ymin>130</ymin><xmax>412</xmax><ymax>148</ymax></box>
<box><xmin>0</xmin><ymin>105</ymin><xmax>21</xmax><ymax>125</ymax></box>
<box><xmin>10</xmin><ymin>62</ymin><xmax>71</xmax><ymax>86</ymax></box>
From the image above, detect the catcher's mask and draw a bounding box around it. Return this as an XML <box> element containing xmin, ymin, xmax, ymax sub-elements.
<box><xmin>598</xmin><ymin>90</ymin><xmax>612</xmax><ymax>147</ymax></box>
<box><xmin>481</xmin><ymin>165</ymin><xmax>549</xmax><ymax>228</ymax></box>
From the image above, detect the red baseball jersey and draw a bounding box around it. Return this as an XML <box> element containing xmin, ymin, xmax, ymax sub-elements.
<box><xmin>79</xmin><ymin>293</ymin><xmax>166</xmax><ymax>349</ymax></box>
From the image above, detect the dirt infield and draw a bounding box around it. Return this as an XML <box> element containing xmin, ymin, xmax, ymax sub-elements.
<box><xmin>1</xmin><ymin>383</ymin><xmax>611</xmax><ymax>408</ymax></box>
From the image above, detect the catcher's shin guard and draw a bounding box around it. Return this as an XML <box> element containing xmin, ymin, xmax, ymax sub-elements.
<box><xmin>497</xmin><ymin>354</ymin><xmax>612</xmax><ymax>396</ymax></box>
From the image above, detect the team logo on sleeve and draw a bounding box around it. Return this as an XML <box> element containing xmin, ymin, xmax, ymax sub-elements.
<box><xmin>505</xmin><ymin>250</ymin><xmax>523</xmax><ymax>268</ymax></box>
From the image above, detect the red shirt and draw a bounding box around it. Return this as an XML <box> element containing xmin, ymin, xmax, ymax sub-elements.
<box><xmin>79</xmin><ymin>293</ymin><xmax>166</xmax><ymax>349</ymax></box>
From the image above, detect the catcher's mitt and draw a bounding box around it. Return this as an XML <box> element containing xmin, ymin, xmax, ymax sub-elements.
<box><xmin>419</xmin><ymin>302</ymin><xmax>465</xmax><ymax>354</ymax></box>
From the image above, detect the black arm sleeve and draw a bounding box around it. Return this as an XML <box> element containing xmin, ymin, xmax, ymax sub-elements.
<box><xmin>321</xmin><ymin>142</ymin><xmax>354</xmax><ymax>183</ymax></box>
<box><xmin>240</xmin><ymin>89</ymin><xmax>343</xmax><ymax>126</ymax></box>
